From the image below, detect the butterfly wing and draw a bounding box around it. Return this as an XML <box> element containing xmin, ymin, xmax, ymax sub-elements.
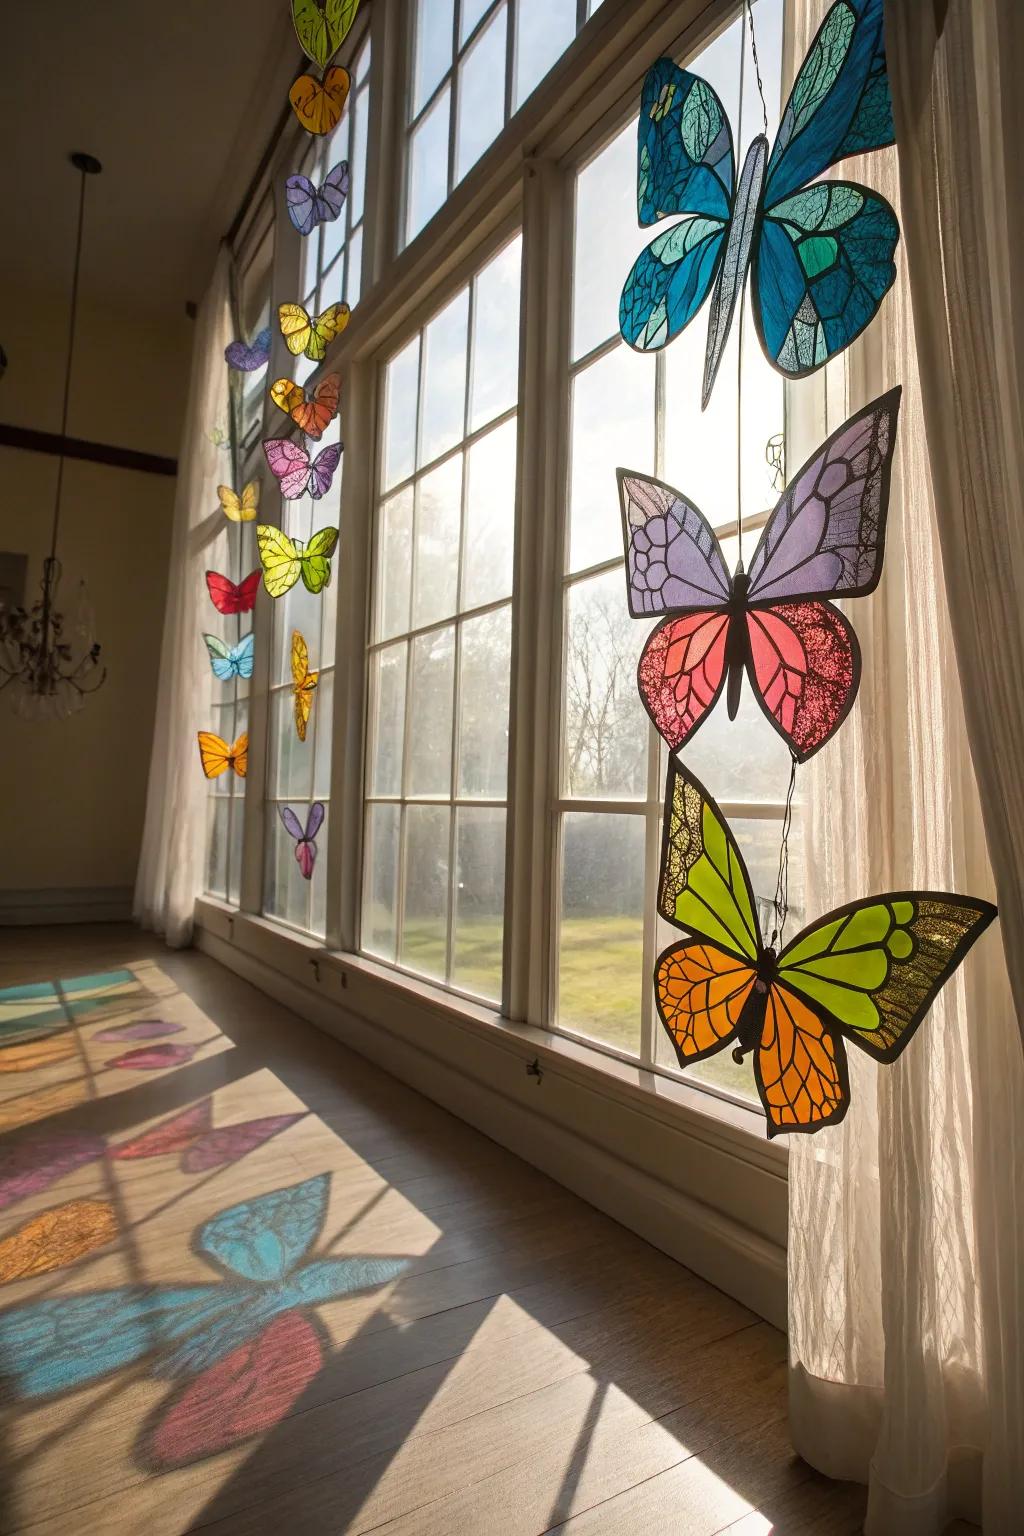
<box><xmin>197</xmin><ymin>733</ymin><xmax>231</xmax><ymax>778</ymax></box>
<box><xmin>279</xmin><ymin>303</ymin><xmax>313</xmax><ymax>358</ymax></box>
<box><xmin>619</xmin><ymin>60</ymin><xmax>735</xmax><ymax>353</ymax></box>
<box><xmin>308</xmin><ymin>442</ymin><xmax>343</xmax><ymax>498</ymax></box>
<box><xmin>299</xmin><ymin>526</ymin><xmax>339</xmax><ymax>593</ymax></box>
<box><xmin>197</xmin><ymin>1173</ymin><xmax>330</xmax><ymax>1282</ymax></box>
<box><xmin>754</xmin><ymin>982</ymin><xmax>850</xmax><ymax>1136</ymax></box>
<box><xmin>279</xmin><ymin>805</ymin><xmax>305</xmax><ymax>842</ymax></box>
<box><xmin>232</xmin><ymin>632</ymin><xmax>255</xmax><ymax>680</ymax></box>
<box><xmin>656</xmin><ymin>940</ymin><xmax>756</xmax><ymax>1065</ymax></box>
<box><xmin>745</xmin><ymin>601</ymin><xmax>860</xmax><ymax>761</ymax></box>
<box><xmin>618</xmin><ymin>470</ymin><xmax>731</xmax><ymax>617</ymax></box>
<box><xmin>304</xmin><ymin>801</ymin><xmax>326</xmax><ymax>842</ymax></box>
<box><xmin>777</xmin><ymin>894</ymin><xmax>997</xmax><ymax>1062</ymax></box>
<box><xmin>638</xmin><ymin>613</ymin><xmax>731</xmax><ymax>752</ymax></box>
<box><xmin>295</xmin><ymin>838</ymin><xmax>317</xmax><ymax>879</ymax></box>
<box><xmin>308</xmin><ymin>303</ymin><xmax>350</xmax><ymax>362</ymax></box>
<box><xmin>229</xmin><ymin>733</ymin><xmax>249</xmax><ymax>778</ymax></box>
<box><xmin>285</xmin><ymin>173</ymin><xmax>318</xmax><ymax>236</ymax></box>
<box><xmin>202</xmin><ymin>635</ymin><xmax>234</xmax><ymax>682</ymax></box>
<box><xmin>270</xmin><ymin>378</ymin><xmax>306</xmax><ymax>419</ymax></box>
<box><xmin>318</xmin><ymin>159</ymin><xmax>350</xmax><ymax>221</ymax></box>
<box><xmin>291</xmin><ymin>0</ymin><xmax>360</xmax><ymax>67</ymax></box>
<box><xmin>293</xmin><ymin>372</ymin><xmax>341</xmax><ymax>439</ymax></box>
<box><xmin>263</xmin><ymin>437</ymin><xmax>312</xmax><ymax>500</ymax></box>
<box><xmin>291</xmin><ymin>630</ymin><xmax>317</xmax><ymax>741</ymax></box>
<box><xmin>257</xmin><ymin>525</ymin><xmax>302</xmax><ymax>598</ymax></box>
<box><xmin>288</xmin><ymin>66</ymin><xmax>351</xmax><ymax>136</ymax></box>
<box><xmin>658</xmin><ymin>759</ymin><xmax>761</xmax><ymax>960</ymax></box>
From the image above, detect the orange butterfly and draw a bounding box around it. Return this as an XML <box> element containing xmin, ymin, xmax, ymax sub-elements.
<box><xmin>291</xmin><ymin>630</ymin><xmax>319</xmax><ymax>742</ymax></box>
<box><xmin>269</xmin><ymin>374</ymin><xmax>341</xmax><ymax>440</ymax></box>
<box><xmin>197</xmin><ymin>731</ymin><xmax>248</xmax><ymax>779</ymax></box>
<box><xmin>289</xmin><ymin>66</ymin><xmax>351</xmax><ymax>135</ymax></box>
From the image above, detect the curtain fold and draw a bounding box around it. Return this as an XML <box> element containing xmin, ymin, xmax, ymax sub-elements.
<box><xmin>133</xmin><ymin>247</ymin><xmax>233</xmax><ymax>946</ymax></box>
<box><xmin>786</xmin><ymin>3</ymin><xmax>1024</xmax><ymax>1531</ymax></box>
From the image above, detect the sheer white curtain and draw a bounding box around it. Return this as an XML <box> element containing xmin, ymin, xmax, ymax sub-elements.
<box><xmin>134</xmin><ymin>247</ymin><xmax>233</xmax><ymax>946</ymax></box>
<box><xmin>786</xmin><ymin>3</ymin><xmax>1024</xmax><ymax>1531</ymax></box>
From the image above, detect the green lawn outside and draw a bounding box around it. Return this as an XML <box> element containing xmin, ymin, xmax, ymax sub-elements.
<box><xmin>392</xmin><ymin>913</ymin><xmax>756</xmax><ymax>1105</ymax></box>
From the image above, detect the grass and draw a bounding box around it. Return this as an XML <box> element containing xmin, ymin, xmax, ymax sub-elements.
<box><xmin>389</xmin><ymin>913</ymin><xmax>755</xmax><ymax>1105</ymax></box>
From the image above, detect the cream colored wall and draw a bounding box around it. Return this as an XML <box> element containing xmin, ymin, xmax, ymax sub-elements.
<box><xmin>0</xmin><ymin>286</ymin><xmax>192</xmax><ymax>897</ymax></box>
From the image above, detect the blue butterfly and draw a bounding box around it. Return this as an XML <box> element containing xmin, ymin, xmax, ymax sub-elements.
<box><xmin>619</xmin><ymin>0</ymin><xmax>900</xmax><ymax>406</ymax></box>
<box><xmin>203</xmin><ymin>631</ymin><xmax>255</xmax><ymax>681</ymax></box>
<box><xmin>0</xmin><ymin>1174</ymin><xmax>407</xmax><ymax>1400</ymax></box>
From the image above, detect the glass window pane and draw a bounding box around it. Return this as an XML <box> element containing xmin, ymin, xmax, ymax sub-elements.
<box><xmin>300</xmin><ymin>226</ymin><xmax>320</xmax><ymax>299</ymax></box>
<box><xmin>558</xmin><ymin>812</ymin><xmax>645</xmax><ymax>1053</ymax></box>
<box><xmin>458</xmin><ymin>605</ymin><xmax>511</xmax><ymax>798</ymax></box>
<box><xmin>573</xmin><ymin>121</ymin><xmax>652</xmax><ymax>363</ymax></box>
<box><xmin>406</xmin><ymin>626</ymin><xmax>455</xmax><ymax>795</ymax></box>
<box><xmin>469</xmin><ymin>235</ymin><xmax>521</xmax><ymax>432</ymax></box>
<box><xmin>269</xmin><ymin>689</ymin><xmax>312</xmax><ymax>800</ymax></box>
<box><xmin>568</xmin><ymin>345</ymin><xmax>655</xmax><ymax>572</ymax></box>
<box><xmin>462</xmin><ymin>417</ymin><xmax>516</xmax><ymax>608</ymax></box>
<box><xmin>452</xmin><ymin>808</ymin><xmax>506</xmax><ymax>1001</ymax></box>
<box><xmin>350</xmin><ymin>91</ymin><xmax>369</xmax><ymax>226</ymax></box>
<box><xmin>383</xmin><ymin>337</ymin><xmax>420</xmax><ymax>490</ymax></box>
<box><xmin>407</xmin><ymin>85</ymin><xmax>451</xmax><ymax>243</ymax></box>
<box><xmin>375</xmin><ymin>488</ymin><xmax>413</xmax><ymax>640</ymax></box>
<box><xmin>455</xmin><ymin>4</ymin><xmax>507</xmax><ymax>184</ymax></box>
<box><xmin>460</xmin><ymin>0</ymin><xmax>492</xmax><ymax>43</ymax></box>
<box><xmin>564</xmin><ymin>569</ymin><xmax>648</xmax><ymax>798</ymax></box>
<box><xmin>420</xmin><ymin>289</ymin><xmax>469</xmax><ymax>465</ymax></box>
<box><xmin>368</xmin><ymin>644</ymin><xmax>407</xmax><ymax>796</ymax></box>
<box><xmin>413</xmin><ymin>0</ymin><xmax>454</xmax><ymax>115</ymax></box>
<box><xmin>313</xmin><ymin>670</ymin><xmax>334</xmax><ymax>799</ymax></box>
<box><xmin>206</xmin><ymin>798</ymin><xmax>228</xmax><ymax>897</ymax></box>
<box><xmin>321</xmin><ymin>200</ymin><xmax>347</xmax><ymax>278</ymax></box>
<box><xmin>514</xmin><ymin>0</ymin><xmax>574</xmax><ymax>108</ymax></box>
<box><xmin>346</xmin><ymin>225</ymin><xmax>364</xmax><ymax>309</ymax></box>
<box><xmin>412</xmin><ymin>455</ymin><xmax>462</xmax><ymax>628</ymax></box>
<box><xmin>363</xmin><ymin>804</ymin><xmax>401</xmax><ymax>960</ymax></box>
<box><xmin>227</xmin><ymin>797</ymin><xmax>244</xmax><ymax>905</ymax></box>
<box><xmin>401</xmin><ymin>805</ymin><xmax>450</xmax><ymax>980</ymax></box>
<box><xmin>272</xmin><ymin>581</ymin><xmax>321</xmax><ymax>691</ymax></box>
<box><xmin>310</xmin><ymin>841</ymin><xmax>328</xmax><ymax>938</ymax></box>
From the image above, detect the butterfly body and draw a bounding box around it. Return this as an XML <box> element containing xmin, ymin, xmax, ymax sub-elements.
<box><xmin>621</xmin><ymin>0</ymin><xmax>899</xmax><ymax>405</ymax></box>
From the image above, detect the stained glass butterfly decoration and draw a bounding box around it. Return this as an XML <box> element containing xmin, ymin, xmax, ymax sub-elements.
<box><xmin>286</xmin><ymin>160</ymin><xmax>350</xmax><ymax>236</ymax></box>
<box><xmin>620</xmin><ymin>0</ymin><xmax>900</xmax><ymax>407</ymax></box>
<box><xmin>217</xmin><ymin>480</ymin><xmax>260</xmax><ymax>522</ymax></box>
<box><xmin>224</xmin><ymin>327</ymin><xmax>271</xmax><ymax>373</ymax></box>
<box><xmin>263</xmin><ymin>437</ymin><xmax>343</xmax><ymax>500</ymax></box>
<box><xmin>0</xmin><ymin>1174</ymin><xmax>406</xmax><ymax>1469</ymax></box>
<box><xmin>291</xmin><ymin>0</ymin><xmax>361</xmax><ymax>67</ymax></box>
<box><xmin>256</xmin><ymin>524</ymin><xmax>339</xmax><ymax>597</ymax></box>
<box><xmin>279</xmin><ymin>301</ymin><xmax>350</xmax><ymax>362</ymax></box>
<box><xmin>656</xmin><ymin>759</ymin><xmax>996</xmax><ymax>1137</ymax></box>
<box><xmin>197</xmin><ymin>731</ymin><xmax>248</xmax><ymax>779</ymax></box>
<box><xmin>291</xmin><ymin>630</ymin><xmax>318</xmax><ymax>741</ymax></box>
<box><xmin>205</xmin><ymin>568</ymin><xmax>261</xmax><ymax>615</ymax></box>
<box><xmin>289</xmin><ymin>65</ymin><xmax>350</xmax><ymax>136</ymax></box>
<box><xmin>270</xmin><ymin>374</ymin><xmax>341</xmax><ymax>439</ymax></box>
<box><xmin>202</xmin><ymin>632</ymin><xmax>254</xmax><ymax>682</ymax></box>
<box><xmin>280</xmin><ymin>803</ymin><xmax>325</xmax><ymax>880</ymax></box>
<box><xmin>620</xmin><ymin>388</ymin><xmax>900</xmax><ymax>762</ymax></box>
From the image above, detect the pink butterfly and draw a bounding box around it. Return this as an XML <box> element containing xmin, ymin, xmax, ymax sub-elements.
<box><xmin>263</xmin><ymin>438</ymin><xmax>342</xmax><ymax>500</ymax></box>
<box><xmin>279</xmin><ymin>803</ymin><xmax>325</xmax><ymax>880</ymax></box>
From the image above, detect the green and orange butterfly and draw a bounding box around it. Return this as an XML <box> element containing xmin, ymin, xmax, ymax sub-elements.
<box><xmin>656</xmin><ymin>759</ymin><xmax>996</xmax><ymax>1137</ymax></box>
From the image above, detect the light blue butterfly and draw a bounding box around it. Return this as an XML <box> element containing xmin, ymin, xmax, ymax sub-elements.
<box><xmin>620</xmin><ymin>0</ymin><xmax>899</xmax><ymax>406</ymax></box>
<box><xmin>203</xmin><ymin>631</ymin><xmax>255</xmax><ymax>681</ymax></box>
<box><xmin>0</xmin><ymin>1174</ymin><xmax>407</xmax><ymax>1399</ymax></box>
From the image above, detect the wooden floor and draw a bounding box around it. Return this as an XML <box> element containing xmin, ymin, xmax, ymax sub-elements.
<box><xmin>0</xmin><ymin>925</ymin><xmax>868</xmax><ymax>1535</ymax></box>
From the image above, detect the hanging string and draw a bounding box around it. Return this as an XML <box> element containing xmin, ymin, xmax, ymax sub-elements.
<box><xmin>50</xmin><ymin>165</ymin><xmax>90</xmax><ymax>564</ymax></box>
<box><xmin>770</xmin><ymin>752</ymin><xmax>798</xmax><ymax>947</ymax></box>
<box><xmin>745</xmin><ymin>0</ymin><xmax>769</xmax><ymax>137</ymax></box>
<box><xmin>735</xmin><ymin>10</ymin><xmax>747</xmax><ymax>568</ymax></box>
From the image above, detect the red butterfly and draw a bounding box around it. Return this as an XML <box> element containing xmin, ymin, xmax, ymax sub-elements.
<box><xmin>205</xmin><ymin>568</ymin><xmax>261</xmax><ymax>615</ymax></box>
<box><xmin>619</xmin><ymin>389</ymin><xmax>901</xmax><ymax>762</ymax></box>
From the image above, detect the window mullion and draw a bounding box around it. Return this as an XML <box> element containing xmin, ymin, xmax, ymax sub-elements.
<box><xmin>503</xmin><ymin>159</ymin><xmax>572</xmax><ymax>1026</ymax></box>
<box><xmin>364</xmin><ymin>0</ymin><xmax>406</xmax><ymax>288</ymax></box>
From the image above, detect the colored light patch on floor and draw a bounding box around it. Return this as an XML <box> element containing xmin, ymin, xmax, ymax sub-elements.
<box><xmin>0</xmin><ymin>1079</ymin><xmax>86</xmax><ymax>1132</ymax></box>
<box><xmin>0</xmin><ymin>971</ymin><xmax>140</xmax><ymax>1040</ymax></box>
<box><xmin>0</xmin><ymin>1035</ymin><xmax>77</xmax><ymax>1073</ymax></box>
<box><xmin>0</xmin><ymin>1199</ymin><xmax>117</xmax><ymax>1282</ymax></box>
<box><xmin>92</xmin><ymin>1019</ymin><xmax>185</xmax><ymax>1043</ymax></box>
<box><xmin>109</xmin><ymin>1044</ymin><xmax>197</xmax><ymax>1071</ymax></box>
<box><xmin>112</xmin><ymin>1101</ymin><xmax>213</xmax><ymax>1160</ymax></box>
<box><xmin>0</xmin><ymin>1133</ymin><xmax>106</xmax><ymax>1211</ymax></box>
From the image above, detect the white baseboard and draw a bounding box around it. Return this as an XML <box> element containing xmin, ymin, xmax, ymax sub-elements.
<box><xmin>195</xmin><ymin>918</ymin><xmax>788</xmax><ymax>1329</ymax></box>
<box><xmin>0</xmin><ymin>887</ymin><xmax>134</xmax><ymax>926</ymax></box>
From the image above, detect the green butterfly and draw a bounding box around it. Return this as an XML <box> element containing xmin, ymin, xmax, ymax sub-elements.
<box><xmin>255</xmin><ymin>524</ymin><xmax>338</xmax><ymax>598</ymax></box>
<box><xmin>655</xmin><ymin>759</ymin><xmax>996</xmax><ymax>1137</ymax></box>
<box><xmin>291</xmin><ymin>0</ymin><xmax>361</xmax><ymax>68</ymax></box>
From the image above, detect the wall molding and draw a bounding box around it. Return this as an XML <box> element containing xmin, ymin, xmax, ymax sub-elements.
<box><xmin>0</xmin><ymin>423</ymin><xmax>177</xmax><ymax>478</ymax></box>
<box><xmin>0</xmin><ymin>887</ymin><xmax>134</xmax><ymax>926</ymax></box>
<box><xmin>195</xmin><ymin>912</ymin><xmax>788</xmax><ymax>1329</ymax></box>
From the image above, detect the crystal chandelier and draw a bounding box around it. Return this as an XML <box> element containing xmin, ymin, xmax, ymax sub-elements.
<box><xmin>0</xmin><ymin>153</ymin><xmax>106</xmax><ymax>721</ymax></box>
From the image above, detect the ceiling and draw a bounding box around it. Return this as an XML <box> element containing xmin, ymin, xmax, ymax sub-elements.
<box><xmin>0</xmin><ymin>0</ymin><xmax>297</xmax><ymax>315</ymax></box>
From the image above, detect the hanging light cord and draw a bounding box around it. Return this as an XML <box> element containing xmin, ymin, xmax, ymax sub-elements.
<box><xmin>50</xmin><ymin>163</ymin><xmax>90</xmax><ymax>565</ymax></box>
<box><xmin>771</xmin><ymin>752</ymin><xmax>798</xmax><ymax>947</ymax></box>
<box><xmin>746</xmin><ymin>0</ymin><xmax>769</xmax><ymax>136</ymax></box>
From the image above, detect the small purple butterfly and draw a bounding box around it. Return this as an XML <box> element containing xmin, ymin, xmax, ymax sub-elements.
<box><xmin>224</xmin><ymin>326</ymin><xmax>272</xmax><ymax>373</ymax></box>
<box><xmin>285</xmin><ymin>161</ymin><xmax>350</xmax><ymax>237</ymax></box>
<box><xmin>279</xmin><ymin>803</ymin><xmax>325</xmax><ymax>880</ymax></box>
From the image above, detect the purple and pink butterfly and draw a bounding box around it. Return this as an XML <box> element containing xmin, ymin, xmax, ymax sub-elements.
<box><xmin>263</xmin><ymin>438</ymin><xmax>342</xmax><ymax>500</ymax></box>
<box><xmin>279</xmin><ymin>803</ymin><xmax>325</xmax><ymax>880</ymax></box>
<box><xmin>285</xmin><ymin>160</ymin><xmax>350</xmax><ymax>237</ymax></box>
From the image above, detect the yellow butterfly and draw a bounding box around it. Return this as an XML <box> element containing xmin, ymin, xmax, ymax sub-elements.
<box><xmin>217</xmin><ymin>480</ymin><xmax>260</xmax><ymax>521</ymax></box>
<box><xmin>256</xmin><ymin>524</ymin><xmax>339</xmax><ymax>597</ymax></box>
<box><xmin>291</xmin><ymin>630</ymin><xmax>319</xmax><ymax>742</ymax></box>
<box><xmin>197</xmin><ymin>731</ymin><xmax>248</xmax><ymax>779</ymax></box>
<box><xmin>289</xmin><ymin>65</ymin><xmax>351</xmax><ymax>135</ymax></box>
<box><xmin>278</xmin><ymin>301</ymin><xmax>350</xmax><ymax>362</ymax></box>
